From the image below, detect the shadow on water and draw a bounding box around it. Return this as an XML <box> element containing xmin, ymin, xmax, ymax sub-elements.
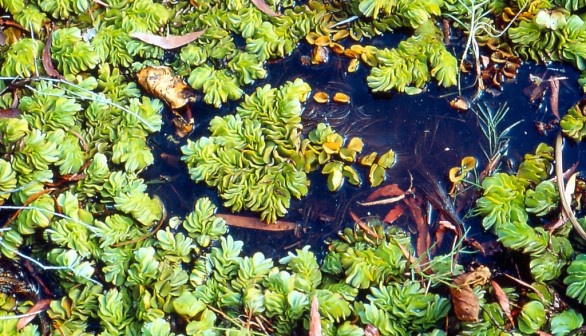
<box><xmin>148</xmin><ymin>35</ymin><xmax>585</xmax><ymax>261</ymax></box>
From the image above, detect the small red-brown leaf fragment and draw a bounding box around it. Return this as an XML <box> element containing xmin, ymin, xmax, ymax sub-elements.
<box><xmin>216</xmin><ymin>214</ymin><xmax>297</xmax><ymax>231</ymax></box>
<box><xmin>130</xmin><ymin>30</ymin><xmax>206</xmax><ymax>50</ymax></box>
<box><xmin>365</xmin><ymin>184</ymin><xmax>404</xmax><ymax>202</ymax></box>
<box><xmin>251</xmin><ymin>0</ymin><xmax>281</xmax><ymax>17</ymax></box>
<box><xmin>449</xmin><ymin>266</ymin><xmax>491</xmax><ymax>322</ymax></box>
<box><xmin>42</xmin><ymin>29</ymin><xmax>63</xmax><ymax>79</ymax></box>
<box><xmin>309</xmin><ymin>296</ymin><xmax>322</xmax><ymax>336</ymax></box>
<box><xmin>0</xmin><ymin>108</ymin><xmax>22</xmax><ymax>119</ymax></box>
<box><xmin>383</xmin><ymin>204</ymin><xmax>404</xmax><ymax>224</ymax></box>
<box><xmin>364</xmin><ymin>324</ymin><xmax>380</xmax><ymax>336</ymax></box>
<box><xmin>549</xmin><ymin>77</ymin><xmax>560</xmax><ymax>120</ymax></box>
<box><xmin>491</xmin><ymin>280</ymin><xmax>514</xmax><ymax>327</ymax></box>
<box><xmin>17</xmin><ymin>299</ymin><xmax>51</xmax><ymax>331</ymax></box>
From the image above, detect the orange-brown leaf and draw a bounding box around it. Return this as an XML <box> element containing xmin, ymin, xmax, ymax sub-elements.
<box><xmin>216</xmin><ymin>214</ymin><xmax>297</xmax><ymax>231</ymax></box>
<box><xmin>17</xmin><ymin>299</ymin><xmax>51</xmax><ymax>331</ymax></box>
<box><xmin>382</xmin><ymin>204</ymin><xmax>404</xmax><ymax>224</ymax></box>
<box><xmin>42</xmin><ymin>29</ymin><xmax>63</xmax><ymax>78</ymax></box>
<box><xmin>491</xmin><ymin>280</ymin><xmax>514</xmax><ymax>327</ymax></box>
<box><xmin>130</xmin><ymin>30</ymin><xmax>206</xmax><ymax>50</ymax></box>
<box><xmin>251</xmin><ymin>0</ymin><xmax>281</xmax><ymax>17</ymax></box>
<box><xmin>366</xmin><ymin>184</ymin><xmax>404</xmax><ymax>202</ymax></box>
<box><xmin>309</xmin><ymin>296</ymin><xmax>322</xmax><ymax>336</ymax></box>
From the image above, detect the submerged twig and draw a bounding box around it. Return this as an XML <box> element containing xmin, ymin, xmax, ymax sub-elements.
<box><xmin>554</xmin><ymin>132</ymin><xmax>586</xmax><ymax>240</ymax></box>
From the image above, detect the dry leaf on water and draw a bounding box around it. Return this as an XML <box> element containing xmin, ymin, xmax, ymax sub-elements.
<box><xmin>0</xmin><ymin>108</ymin><xmax>22</xmax><ymax>119</ymax></box>
<box><xmin>549</xmin><ymin>76</ymin><xmax>560</xmax><ymax>119</ymax></box>
<box><xmin>17</xmin><ymin>299</ymin><xmax>51</xmax><ymax>331</ymax></box>
<box><xmin>491</xmin><ymin>280</ymin><xmax>515</xmax><ymax>327</ymax></box>
<box><xmin>449</xmin><ymin>266</ymin><xmax>491</xmax><ymax>321</ymax></box>
<box><xmin>364</xmin><ymin>324</ymin><xmax>380</xmax><ymax>336</ymax></box>
<box><xmin>42</xmin><ymin>29</ymin><xmax>63</xmax><ymax>79</ymax></box>
<box><xmin>309</xmin><ymin>296</ymin><xmax>322</xmax><ymax>336</ymax></box>
<box><xmin>383</xmin><ymin>204</ymin><xmax>404</xmax><ymax>224</ymax></box>
<box><xmin>216</xmin><ymin>214</ymin><xmax>297</xmax><ymax>231</ymax></box>
<box><xmin>137</xmin><ymin>66</ymin><xmax>196</xmax><ymax>109</ymax></box>
<box><xmin>365</xmin><ymin>184</ymin><xmax>404</xmax><ymax>202</ymax></box>
<box><xmin>251</xmin><ymin>0</ymin><xmax>281</xmax><ymax>17</ymax></box>
<box><xmin>130</xmin><ymin>30</ymin><xmax>205</xmax><ymax>50</ymax></box>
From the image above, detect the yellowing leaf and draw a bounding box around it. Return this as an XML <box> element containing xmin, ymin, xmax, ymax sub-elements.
<box><xmin>378</xmin><ymin>149</ymin><xmax>396</xmax><ymax>169</ymax></box>
<box><xmin>348</xmin><ymin>58</ymin><xmax>360</xmax><ymax>72</ymax></box>
<box><xmin>369</xmin><ymin>164</ymin><xmax>386</xmax><ymax>187</ymax></box>
<box><xmin>360</xmin><ymin>152</ymin><xmax>377</xmax><ymax>166</ymax></box>
<box><xmin>347</xmin><ymin>137</ymin><xmax>364</xmax><ymax>153</ymax></box>
<box><xmin>339</xmin><ymin>148</ymin><xmax>357</xmax><ymax>162</ymax></box>
<box><xmin>343</xmin><ymin>165</ymin><xmax>361</xmax><ymax>186</ymax></box>
<box><xmin>314</xmin><ymin>35</ymin><xmax>331</xmax><ymax>46</ymax></box>
<box><xmin>333</xmin><ymin>92</ymin><xmax>350</xmax><ymax>104</ymax></box>
<box><xmin>327</xmin><ymin>169</ymin><xmax>344</xmax><ymax>191</ymax></box>
<box><xmin>313</xmin><ymin>92</ymin><xmax>329</xmax><ymax>103</ymax></box>
<box><xmin>449</xmin><ymin>167</ymin><xmax>464</xmax><ymax>183</ymax></box>
<box><xmin>332</xmin><ymin>30</ymin><xmax>349</xmax><ymax>41</ymax></box>
<box><xmin>461</xmin><ymin>156</ymin><xmax>477</xmax><ymax>172</ymax></box>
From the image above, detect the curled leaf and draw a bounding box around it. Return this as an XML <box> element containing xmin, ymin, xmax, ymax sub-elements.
<box><xmin>313</xmin><ymin>92</ymin><xmax>329</xmax><ymax>103</ymax></box>
<box><xmin>130</xmin><ymin>30</ymin><xmax>206</xmax><ymax>50</ymax></box>
<box><xmin>333</xmin><ymin>92</ymin><xmax>350</xmax><ymax>104</ymax></box>
<box><xmin>137</xmin><ymin>66</ymin><xmax>196</xmax><ymax>109</ymax></box>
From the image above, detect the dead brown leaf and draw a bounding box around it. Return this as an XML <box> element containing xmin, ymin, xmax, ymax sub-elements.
<box><xmin>130</xmin><ymin>30</ymin><xmax>206</xmax><ymax>50</ymax></box>
<box><xmin>42</xmin><ymin>29</ymin><xmax>63</xmax><ymax>79</ymax></box>
<box><xmin>449</xmin><ymin>266</ymin><xmax>491</xmax><ymax>322</ymax></box>
<box><xmin>382</xmin><ymin>204</ymin><xmax>404</xmax><ymax>224</ymax></box>
<box><xmin>251</xmin><ymin>0</ymin><xmax>281</xmax><ymax>17</ymax></box>
<box><xmin>549</xmin><ymin>76</ymin><xmax>560</xmax><ymax>119</ymax></box>
<box><xmin>491</xmin><ymin>280</ymin><xmax>514</xmax><ymax>327</ymax></box>
<box><xmin>365</xmin><ymin>184</ymin><xmax>404</xmax><ymax>202</ymax></box>
<box><xmin>404</xmin><ymin>197</ymin><xmax>430</xmax><ymax>266</ymax></box>
<box><xmin>17</xmin><ymin>299</ymin><xmax>51</xmax><ymax>331</ymax></box>
<box><xmin>309</xmin><ymin>296</ymin><xmax>322</xmax><ymax>336</ymax></box>
<box><xmin>137</xmin><ymin>66</ymin><xmax>196</xmax><ymax>109</ymax></box>
<box><xmin>0</xmin><ymin>30</ymin><xmax>5</xmax><ymax>47</ymax></box>
<box><xmin>216</xmin><ymin>214</ymin><xmax>297</xmax><ymax>231</ymax></box>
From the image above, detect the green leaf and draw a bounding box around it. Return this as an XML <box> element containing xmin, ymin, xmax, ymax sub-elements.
<box><xmin>518</xmin><ymin>301</ymin><xmax>546</xmax><ymax>334</ymax></box>
<box><xmin>173</xmin><ymin>291</ymin><xmax>206</xmax><ymax>318</ymax></box>
<box><xmin>550</xmin><ymin>309</ymin><xmax>584</xmax><ymax>336</ymax></box>
<box><xmin>564</xmin><ymin>254</ymin><xmax>586</xmax><ymax>304</ymax></box>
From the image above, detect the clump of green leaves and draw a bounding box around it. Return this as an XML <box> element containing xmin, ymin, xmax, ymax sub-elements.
<box><xmin>182</xmin><ymin>80</ymin><xmax>397</xmax><ymax>222</ymax></box>
<box><xmin>561</xmin><ymin>98</ymin><xmax>586</xmax><ymax>141</ymax></box>
<box><xmin>476</xmin><ymin>143</ymin><xmax>574</xmax><ymax>282</ymax></box>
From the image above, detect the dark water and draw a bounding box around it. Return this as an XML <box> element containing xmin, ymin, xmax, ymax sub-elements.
<box><xmin>148</xmin><ymin>35</ymin><xmax>585</xmax><ymax>262</ymax></box>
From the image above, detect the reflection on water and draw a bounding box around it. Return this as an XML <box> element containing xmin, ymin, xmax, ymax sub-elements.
<box><xmin>148</xmin><ymin>38</ymin><xmax>585</xmax><ymax>260</ymax></box>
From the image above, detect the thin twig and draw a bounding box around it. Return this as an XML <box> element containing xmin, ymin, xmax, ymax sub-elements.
<box><xmin>555</xmin><ymin>132</ymin><xmax>586</xmax><ymax>240</ymax></box>
<box><xmin>501</xmin><ymin>272</ymin><xmax>546</xmax><ymax>302</ymax></box>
